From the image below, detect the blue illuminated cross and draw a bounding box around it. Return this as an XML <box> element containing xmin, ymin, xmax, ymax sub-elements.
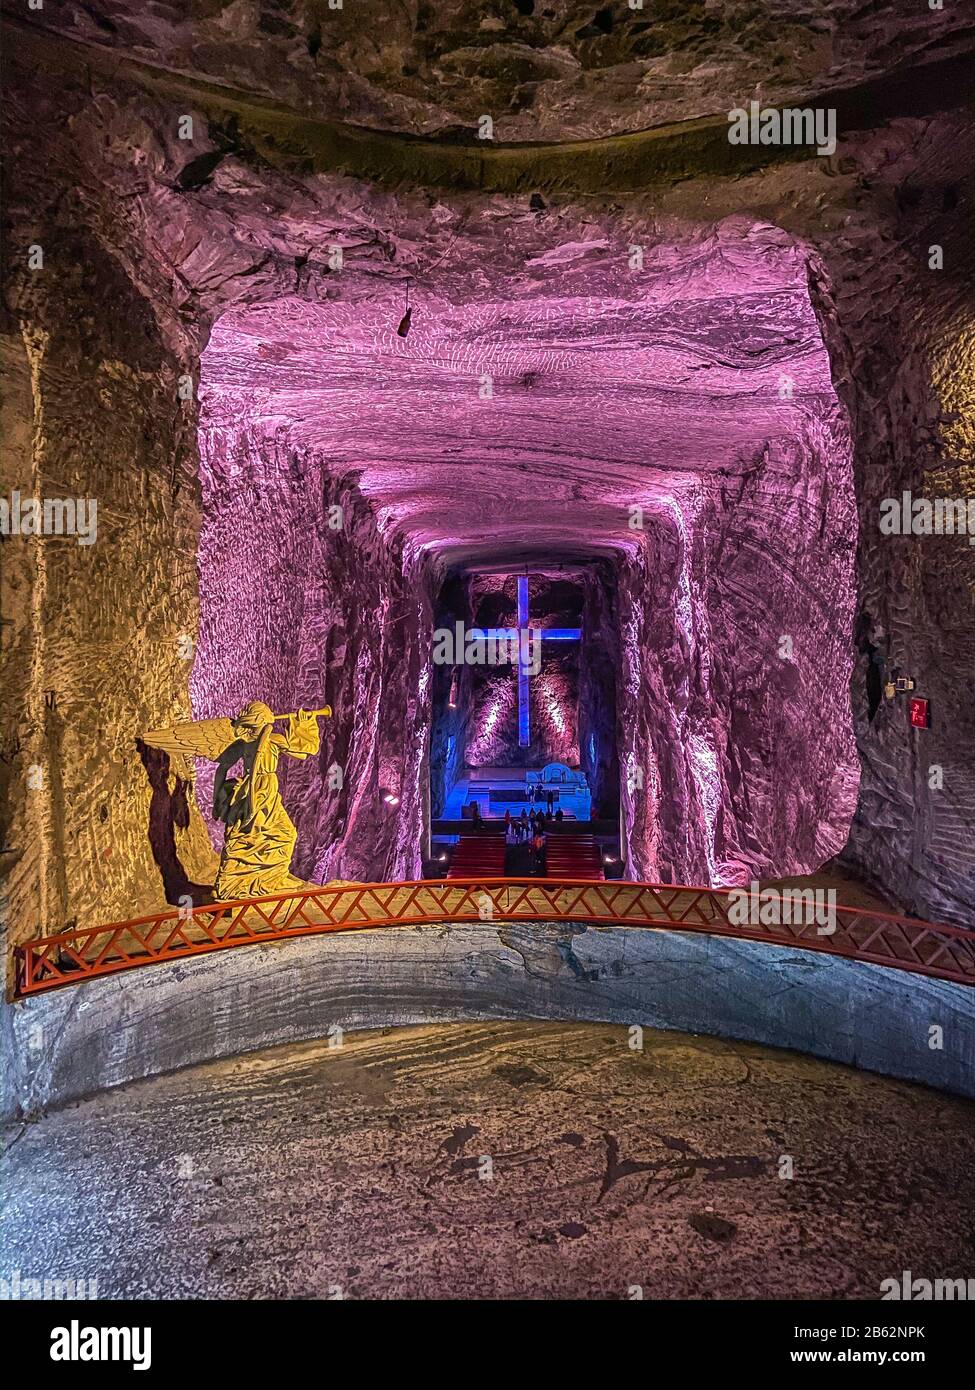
<box><xmin>473</xmin><ymin>576</ymin><xmax>582</xmax><ymax>748</ymax></box>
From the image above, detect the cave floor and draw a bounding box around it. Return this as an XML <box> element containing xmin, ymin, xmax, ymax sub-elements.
<box><xmin>3</xmin><ymin>1023</ymin><xmax>972</xmax><ymax>1300</ymax></box>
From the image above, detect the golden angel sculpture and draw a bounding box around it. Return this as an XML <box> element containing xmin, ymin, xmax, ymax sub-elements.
<box><xmin>142</xmin><ymin>702</ymin><xmax>331</xmax><ymax>901</ymax></box>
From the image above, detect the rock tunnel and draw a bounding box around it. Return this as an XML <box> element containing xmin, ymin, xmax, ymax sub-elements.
<box><xmin>1</xmin><ymin>1</ymin><xmax>974</xmax><ymax>1306</ymax></box>
<box><xmin>190</xmin><ymin>226</ymin><xmax>861</xmax><ymax>887</ymax></box>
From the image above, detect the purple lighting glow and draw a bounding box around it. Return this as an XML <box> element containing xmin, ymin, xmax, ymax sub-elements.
<box><xmin>194</xmin><ymin>217</ymin><xmax>859</xmax><ymax>888</ymax></box>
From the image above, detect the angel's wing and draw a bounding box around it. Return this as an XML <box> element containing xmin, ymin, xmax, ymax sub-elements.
<box><xmin>141</xmin><ymin>716</ymin><xmax>238</xmax><ymax>773</ymax></box>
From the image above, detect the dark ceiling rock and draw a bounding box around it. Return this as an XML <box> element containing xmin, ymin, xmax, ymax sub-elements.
<box><xmin>20</xmin><ymin>1</ymin><xmax>975</xmax><ymax>140</ymax></box>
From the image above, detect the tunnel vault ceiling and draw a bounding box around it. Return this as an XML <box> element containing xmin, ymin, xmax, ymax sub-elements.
<box><xmin>202</xmin><ymin>222</ymin><xmax>838</xmax><ymax>568</ymax></box>
<box><xmin>195</xmin><ymin>216</ymin><xmax>860</xmax><ymax>889</ymax></box>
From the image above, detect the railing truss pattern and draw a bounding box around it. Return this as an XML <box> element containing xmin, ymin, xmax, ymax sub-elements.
<box><xmin>13</xmin><ymin>878</ymin><xmax>975</xmax><ymax>997</ymax></box>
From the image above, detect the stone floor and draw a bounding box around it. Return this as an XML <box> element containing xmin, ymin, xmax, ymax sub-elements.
<box><xmin>2</xmin><ymin>1023</ymin><xmax>972</xmax><ymax>1300</ymax></box>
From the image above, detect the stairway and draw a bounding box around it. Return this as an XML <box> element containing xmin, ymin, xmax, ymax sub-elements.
<box><xmin>543</xmin><ymin>833</ymin><xmax>604</xmax><ymax>880</ymax></box>
<box><xmin>446</xmin><ymin>833</ymin><xmax>507</xmax><ymax>879</ymax></box>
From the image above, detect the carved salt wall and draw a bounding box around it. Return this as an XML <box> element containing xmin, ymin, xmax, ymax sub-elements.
<box><xmin>29</xmin><ymin>0</ymin><xmax>972</xmax><ymax>142</ymax></box>
<box><xmin>1</xmin><ymin>229</ymin><xmax>216</xmax><ymax>951</ymax></box>
<box><xmin>2</xmin><ymin>14</ymin><xmax>973</xmax><ymax>947</ymax></box>
<box><xmin>191</xmin><ymin>426</ymin><xmax>431</xmax><ymax>884</ymax></box>
<box><xmin>617</xmin><ymin>412</ymin><xmax>860</xmax><ymax>887</ymax></box>
<box><xmin>804</xmin><ymin>183</ymin><xmax>975</xmax><ymax>927</ymax></box>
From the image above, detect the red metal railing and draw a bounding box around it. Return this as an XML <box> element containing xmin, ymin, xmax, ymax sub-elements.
<box><xmin>13</xmin><ymin>878</ymin><xmax>975</xmax><ymax>997</ymax></box>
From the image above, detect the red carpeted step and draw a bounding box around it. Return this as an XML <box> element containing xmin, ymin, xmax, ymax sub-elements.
<box><xmin>447</xmin><ymin>835</ymin><xmax>507</xmax><ymax>879</ymax></box>
<box><xmin>447</xmin><ymin>833</ymin><xmax>604</xmax><ymax>880</ymax></box>
<box><xmin>544</xmin><ymin>833</ymin><xmax>604</xmax><ymax>880</ymax></box>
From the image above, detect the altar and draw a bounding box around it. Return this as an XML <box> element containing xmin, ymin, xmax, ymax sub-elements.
<box><xmin>443</xmin><ymin>764</ymin><xmax>592</xmax><ymax>821</ymax></box>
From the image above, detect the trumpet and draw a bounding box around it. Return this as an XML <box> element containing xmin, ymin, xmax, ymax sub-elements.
<box><xmin>270</xmin><ymin>706</ymin><xmax>332</xmax><ymax>722</ymax></box>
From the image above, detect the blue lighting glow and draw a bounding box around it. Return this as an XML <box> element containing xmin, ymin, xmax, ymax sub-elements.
<box><xmin>467</xmin><ymin>579</ymin><xmax>584</xmax><ymax>751</ymax></box>
<box><xmin>517</xmin><ymin>576</ymin><xmax>530</xmax><ymax>747</ymax></box>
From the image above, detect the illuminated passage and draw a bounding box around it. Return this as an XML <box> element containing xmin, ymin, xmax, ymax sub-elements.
<box><xmin>470</xmin><ymin>575</ymin><xmax>582</xmax><ymax>747</ymax></box>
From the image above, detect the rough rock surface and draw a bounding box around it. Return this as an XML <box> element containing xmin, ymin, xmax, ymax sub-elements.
<box><xmin>5</xmin><ymin>921</ymin><xmax>973</xmax><ymax>1120</ymax></box>
<box><xmin>0</xmin><ymin>227</ymin><xmax>218</xmax><ymax>937</ymax></box>
<box><xmin>3</xmin><ymin>1022</ymin><xmax>973</xmax><ymax>1299</ymax></box>
<box><xmin>617</xmin><ymin>411</ymin><xmax>860</xmax><ymax>885</ymax></box>
<box><xmin>23</xmin><ymin>1</ymin><xmax>975</xmax><ymax>141</ymax></box>
<box><xmin>191</xmin><ymin>431</ymin><xmax>432</xmax><ymax>882</ymax></box>
<box><xmin>197</xmin><ymin>220</ymin><xmax>860</xmax><ymax>886</ymax></box>
<box><xmin>1</xmin><ymin>11</ymin><xmax>973</xmax><ymax>977</ymax></box>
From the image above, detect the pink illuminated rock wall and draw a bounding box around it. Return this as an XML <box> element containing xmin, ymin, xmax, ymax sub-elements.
<box><xmin>190</xmin><ymin>428</ymin><xmax>432</xmax><ymax>884</ymax></box>
<box><xmin>191</xmin><ymin>219</ymin><xmax>860</xmax><ymax>889</ymax></box>
<box><xmin>618</xmin><ymin>410</ymin><xmax>859</xmax><ymax>887</ymax></box>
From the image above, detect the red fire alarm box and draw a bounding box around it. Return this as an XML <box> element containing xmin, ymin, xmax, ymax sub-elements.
<box><xmin>909</xmin><ymin>697</ymin><xmax>930</xmax><ymax>729</ymax></box>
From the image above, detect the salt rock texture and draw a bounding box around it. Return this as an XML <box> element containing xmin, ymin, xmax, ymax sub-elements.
<box><xmin>0</xmin><ymin>226</ymin><xmax>219</xmax><ymax>938</ymax></box>
<box><xmin>617</xmin><ymin>416</ymin><xmax>860</xmax><ymax>885</ymax></box>
<box><xmin>5</xmin><ymin>1023</ymin><xmax>975</xmax><ymax>1298</ymax></box>
<box><xmin>200</xmin><ymin>237</ymin><xmax>852</xmax><ymax>571</ymax></box>
<box><xmin>7</xmin><ymin>915</ymin><xmax>973</xmax><ymax>1121</ymax></box>
<box><xmin>1</xmin><ymin>11</ymin><xmax>973</xmax><ymax>968</ymax></box>
<box><xmin>190</xmin><ymin>429</ymin><xmax>433</xmax><ymax>883</ymax></box>
<box><xmin>24</xmin><ymin>0</ymin><xmax>975</xmax><ymax>141</ymax></box>
<box><xmin>198</xmin><ymin>229</ymin><xmax>860</xmax><ymax>887</ymax></box>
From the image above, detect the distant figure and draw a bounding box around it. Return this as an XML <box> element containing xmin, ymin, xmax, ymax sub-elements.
<box><xmin>545</xmin><ymin>809</ymin><xmax>553</xmax><ymax>826</ymax></box>
<box><xmin>547</xmin><ymin>791</ymin><xmax>555</xmax><ymax>814</ymax></box>
<box><xmin>532</xmin><ymin>828</ymin><xmax>546</xmax><ymax>874</ymax></box>
<box><xmin>519</xmin><ymin>811</ymin><xmax>529</xmax><ymax>842</ymax></box>
<box><xmin>528</xmin><ymin>782</ymin><xmax>536</xmax><ymax>807</ymax></box>
<box><xmin>555</xmin><ymin>807</ymin><xmax>564</xmax><ymax>823</ymax></box>
<box><xmin>472</xmin><ymin>801</ymin><xmax>482</xmax><ymax>830</ymax></box>
<box><xmin>504</xmin><ymin>808</ymin><xmax>512</xmax><ymax>830</ymax></box>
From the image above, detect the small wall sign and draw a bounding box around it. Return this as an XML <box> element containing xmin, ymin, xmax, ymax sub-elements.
<box><xmin>909</xmin><ymin>697</ymin><xmax>930</xmax><ymax>729</ymax></box>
